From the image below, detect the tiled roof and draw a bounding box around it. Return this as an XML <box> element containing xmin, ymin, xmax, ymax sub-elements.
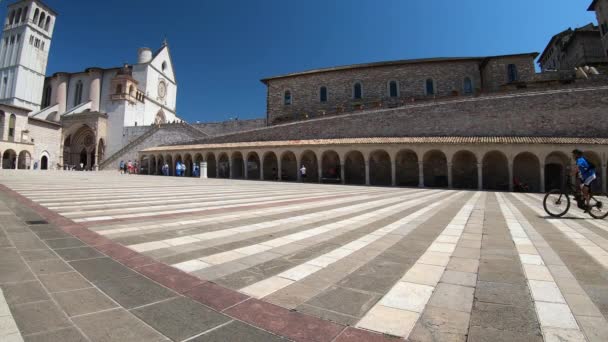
<box><xmin>141</xmin><ymin>136</ymin><xmax>608</xmax><ymax>153</ymax></box>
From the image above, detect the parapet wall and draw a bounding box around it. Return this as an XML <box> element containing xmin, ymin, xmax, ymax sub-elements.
<box><xmin>181</xmin><ymin>85</ymin><xmax>608</xmax><ymax>145</ymax></box>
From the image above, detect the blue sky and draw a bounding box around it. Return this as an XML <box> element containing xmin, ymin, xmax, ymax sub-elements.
<box><xmin>1</xmin><ymin>0</ymin><xmax>598</xmax><ymax>122</ymax></box>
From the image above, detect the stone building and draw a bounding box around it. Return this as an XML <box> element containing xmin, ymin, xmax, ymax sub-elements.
<box><xmin>261</xmin><ymin>53</ymin><xmax>537</xmax><ymax>125</ymax></box>
<box><xmin>538</xmin><ymin>24</ymin><xmax>607</xmax><ymax>72</ymax></box>
<box><xmin>589</xmin><ymin>0</ymin><xmax>608</xmax><ymax>57</ymax></box>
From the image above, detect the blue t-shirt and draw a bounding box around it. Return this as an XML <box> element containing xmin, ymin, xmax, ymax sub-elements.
<box><xmin>576</xmin><ymin>157</ymin><xmax>595</xmax><ymax>180</ymax></box>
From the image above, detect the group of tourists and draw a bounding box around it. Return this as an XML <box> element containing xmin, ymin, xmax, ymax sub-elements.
<box><xmin>118</xmin><ymin>160</ymin><xmax>138</xmax><ymax>174</ymax></box>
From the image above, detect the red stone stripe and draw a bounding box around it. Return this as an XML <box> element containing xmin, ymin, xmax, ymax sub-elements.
<box><xmin>0</xmin><ymin>184</ymin><xmax>400</xmax><ymax>342</ymax></box>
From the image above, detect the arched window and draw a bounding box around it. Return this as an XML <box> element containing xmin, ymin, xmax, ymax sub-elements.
<box><xmin>463</xmin><ymin>77</ymin><xmax>473</xmax><ymax>94</ymax></box>
<box><xmin>116</xmin><ymin>84</ymin><xmax>123</xmax><ymax>94</ymax></box>
<box><xmin>44</xmin><ymin>16</ymin><xmax>50</xmax><ymax>31</ymax></box>
<box><xmin>15</xmin><ymin>9</ymin><xmax>22</xmax><ymax>24</ymax></box>
<box><xmin>389</xmin><ymin>80</ymin><xmax>398</xmax><ymax>98</ymax></box>
<box><xmin>8</xmin><ymin>114</ymin><xmax>16</xmax><ymax>141</ymax></box>
<box><xmin>425</xmin><ymin>79</ymin><xmax>435</xmax><ymax>95</ymax></box>
<box><xmin>319</xmin><ymin>86</ymin><xmax>327</xmax><ymax>102</ymax></box>
<box><xmin>353</xmin><ymin>82</ymin><xmax>362</xmax><ymax>99</ymax></box>
<box><xmin>284</xmin><ymin>90</ymin><xmax>292</xmax><ymax>105</ymax></box>
<box><xmin>42</xmin><ymin>85</ymin><xmax>52</xmax><ymax>108</ymax></box>
<box><xmin>22</xmin><ymin>7</ymin><xmax>28</xmax><ymax>23</ymax></box>
<box><xmin>8</xmin><ymin>10</ymin><xmax>15</xmax><ymax>25</ymax></box>
<box><xmin>129</xmin><ymin>85</ymin><xmax>134</xmax><ymax>96</ymax></box>
<box><xmin>33</xmin><ymin>9</ymin><xmax>39</xmax><ymax>23</ymax></box>
<box><xmin>507</xmin><ymin>64</ymin><xmax>518</xmax><ymax>82</ymax></box>
<box><xmin>38</xmin><ymin>12</ymin><xmax>45</xmax><ymax>27</ymax></box>
<box><xmin>162</xmin><ymin>61</ymin><xmax>167</xmax><ymax>71</ymax></box>
<box><xmin>74</xmin><ymin>81</ymin><xmax>83</xmax><ymax>106</ymax></box>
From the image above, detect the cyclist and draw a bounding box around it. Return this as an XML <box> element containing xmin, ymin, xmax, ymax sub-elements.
<box><xmin>572</xmin><ymin>149</ymin><xmax>596</xmax><ymax>211</ymax></box>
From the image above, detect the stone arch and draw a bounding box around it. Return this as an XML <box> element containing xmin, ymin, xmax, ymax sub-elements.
<box><xmin>423</xmin><ymin>150</ymin><xmax>448</xmax><ymax>187</ymax></box>
<box><xmin>149</xmin><ymin>155</ymin><xmax>157</xmax><ymax>175</ymax></box>
<box><xmin>280</xmin><ymin>151</ymin><xmax>298</xmax><ymax>181</ymax></box>
<box><xmin>451</xmin><ymin>150</ymin><xmax>478</xmax><ymax>189</ymax></box>
<box><xmin>545</xmin><ymin>151</ymin><xmax>569</xmax><ymax>191</ymax></box>
<box><xmin>395</xmin><ymin>149</ymin><xmax>419</xmax><ymax>186</ymax></box>
<box><xmin>20</xmin><ymin>151</ymin><xmax>33</xmax><ymax>170</ymax></box>
<box><xmin>2</xmin><ymin>149</ymin><xmax>17</xmax><ymax>169</ymax></box>
<box><xmin>165</xmin><ymin>155</ymin><xmax>173</xmax><ymax>176</ymax></box>
<box><xmin>369</xmin><ymin>150</ymin><xmax>391</xmax><ymax>186</ymax></box>
<box><xmin>263</xmin><ymin>152</ymin><xmax>278</xmax><ymax>180</ymax></box>
<box><xmin>247</xmin><ymin>152</ymin><xmax>261</xmax><ymax>180</ymax></box>
<box><xmin>482</xmin><ymin>150</ymin><xmax>509</xmax><ymax>191</ymax></box>
<box><xmin>206</xmin><ymin>153</ymin><xmax>217</xmax><ymax>178</ymax></box>
<box><xmin>321</xmin><ymin>150</ymin><xmax>341</xmax><ymax>182</ymax></box>
<box><xmin>583</xmin><ymin>151</ymin><xmax>602</xmax><ymax>193</ymax></box>
<box><xmin>156</xmin><ymin>155</ymin><xmax>164</xmax><ymax>175</ymax></box>
<box><xmin>218</xmin><ymin>153</ymin><xmax>230</xmax><ymax>178</ymax></box>
<box><xmin>345</xmin><ymin>150</ymin><xmax>365</xmax><ymax>185</ymax></box>
<box><xmin>300</xmin><ymin>150</ymin><xmax>319</xmax><ymax>183</ymax></box>
<box><xmin>232</xmin><ymin>151</ymin><xmax>245</xmax><ymax>179</ymax></box>
<box><xmin>513</xmin><ymin>152</ymin><xmax>540</xmax><ymax>192</ymax></box>
<box><xmin>40</xmin><ymin>151</ymin><xmax>50</xmax><ymax>170</ymax></box>
<box><xmin>184</xmin><ymin>153</ymin><xmax>193</xmax><ymax>177</ymax></box>
<box><xmin>194</xmin><ymin>153</ymin><xmax>204</xmax><ymax>164</ymax></box>
<box><xmin>64</xmin><ymin>125</ymin><xmax>96</xmax><ymax>169</ymax></box>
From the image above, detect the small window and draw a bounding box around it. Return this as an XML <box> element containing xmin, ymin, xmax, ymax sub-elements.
<box><xmin>389</xmin><ymin>81</ymin><xmax>398</xmax><ymax>98</ymax></box>
<box><xmin>425</xmin><ymin>79</ymin><xmax>435</xmax><ymax>95</ymax></box>
<box><xmin>42</xmin><ymin>85</ymin><xmax>52</xmax><ymax>108</ymax></box>
<box><xmin>74</xmin><ymin>81</ymin><xmax>83</xmax><ymax>106</ymax></box>
<box><xmin>41</xmin><ymin>41</ymin><xmax>44</xmax><ymax>50</ymax></box>
<box><xmin>463</xmin><ymin>77</ymin><xmax>473</xmax><ymax>94</ymax></box>
<box><xmin>29</xmin><ymin>36</ymin><xmax>33</xmax><ymax>44</ymax></box>
<box><xmin>44</xmin><ymin>16</ymin><xmax>50</xmax><ymax>31</ymax></box>
<box><xmin>10</xmin><ymin>36</ymin><xmax>15</xmax><ymax>45</ymax></box>
<box><xmin>33</xmin><ymin>9</ymin><xmax>39</xmax><ymax>23</ymax></box>
<box><xmin>319</xmin><ymin>86</ymin><xmax>327</xmax><ymax>102</ymax></box>
<box><xmin>116</xmin><ymin>84</ymin><xmax>123</xmax><ymax>94</ymax></box>
<box><xmin>129</xmin><ymin>85</ymin><xmax>134</xmax><ymax>96</ymax></box>
<box><xmin>284</xmin><ymin>90</ymin><xmax>292</xmax><ymax>105</ymax></box>
<box><xmin>353</xmin><ymin>82</ymin><xmax>362</xmax><ymax>99</ymax></box>
<box><xmin>507</xmin><ymin>64</ymin><xmax>518</xmax><ymax>83</ymax></box>
<box><xmin>38</xmin><ymin>12</ymin><xmax>45</xmax><ymax>27</ymax></box>
<box><xmin>8</xmin><ymin>114</ymin><xmax>16</xmax><ymax>140</ymax></box>
<box><xmin>22</xmin><ymin>7</ymin><xmax>28</xmax><ymax>22</ymax></box>
<box><xmin>162</xmin><ymin>61</ymin><xmax>167</xmax><ymax>71</ymax></box>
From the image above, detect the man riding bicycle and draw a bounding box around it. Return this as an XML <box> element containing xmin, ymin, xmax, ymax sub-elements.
<box><xmin>572</xmin><ymin>149</ymin><xmax>596</xmax><ymax>211</ymax></box>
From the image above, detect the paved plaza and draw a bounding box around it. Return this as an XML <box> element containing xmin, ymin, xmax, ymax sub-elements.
<box><xmin>0</xmin><ymin>171</ymin><xmax>607</xmax><ymax>341</ymax></box>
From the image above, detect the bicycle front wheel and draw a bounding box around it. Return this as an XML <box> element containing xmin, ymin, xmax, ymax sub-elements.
<box><xmin>588</xmin><ymin>193</ymin><xmax>608</xmax><ymax>219</ymax></box>
<box><xmin>543</xmin><ymin>190</ymin><xmax>570</xmax><ymax>217</ymax></box>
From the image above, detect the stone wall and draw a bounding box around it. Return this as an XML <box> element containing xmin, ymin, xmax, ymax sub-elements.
<box><xmin>182</xmin><ymin>85</ymin><xmax>608</xmax><ymax>145</ymax></box>
<box><xmin>265</xmin><ymin>55</ymin><xmax>537</xmax><ymax>124</ymax></box>
<box><xmin>192</xmin><ymin>118</ymin><xmax>266</xmax><ymax>136</ymax></box>
<box><xmin>28</xmin><ymin>118</ymin><xmax>61</xmax><ymax>169</ymax></box>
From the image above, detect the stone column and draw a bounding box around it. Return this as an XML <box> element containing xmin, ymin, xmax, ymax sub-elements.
<box><xmin>296</xmin><ymin>155</ymin><xmax>302</xmax><ymax>182</ymax></box>
<box><xmin>88</xmin><ymin>68</ymin><xmax>103</xmax><ymax>112</ymax></box>
<box><xmin>602</xmin><ymin>165</ymin><xmax>607</xmax><ymax>194</ymax></box>
<box><xmin>508</xmin><ymin>161</ymin><xmax>514</xmax><ymax>192</ymax></box>
<box><xmin>229</xmin><ymin>159</ymin><xmax>234</xmax><ymax>179</ymax></box>
<box><xmin>215</xmin><ymin>163</ymin><xmax>219</xmax><ymax>179</ymax></box>
<box><xmin>147</xmin><ymin>158</ymin><xmax>151</xmax><ymax>175</ymax></box>
<box><xmin>201</xmin><ymin>161</ymin><xmax>207</xmax><ymax>179</ymax></box>
<box><xmin>340</xmin><ymin>163</ymin><xmax>345</xmax><ymax>185</ymax></box>
<box><xmin>418</xmin><ymin>162</ymin><xmax>424</xmax><ymax>187</ymax></box>
<box><xmin>259</xmin><ymin>160</ymin><xmax>264</xmax><ymax>180</ymax></box>
<box><xmin>391</xmin><ymin>160</ymin><xmax>397</xmax><ymax>187</ymax></box>
<box><xmin>55</xmin><ymin>73</ymin><xmax>69</xmax><ymax>114</ymax></box>
<box><xmin>540</xmin><ymin>166</ymin><xmax>545</xmax><ymax>193</ymax></box>
<box><xmin>447</xmin><ymin>162</ymin><xmax>453</xmax><ymax>189</ymax></box>
<box><xmin>365</xmin><ymin>162</ymin><xmax>370</xmax><ymax>186</ymax></box>
<box><xmin>477</xmin><ymin>163</ymin><xmax>483</xmax><ymax>190</ymax></box>
<box><xmin>277</xmin><ymin>158</ymin><xmax>282</xmax><ymax>181</ymax></box>
<box><xmin>244</xmin><ymin>157</ymin><xmax>249</xmax><ymax>180</ymax></box>
<box><xmin>318</xmin><ymin>163</ymin><xmax>323</xmax><ymax>183</ymax></box>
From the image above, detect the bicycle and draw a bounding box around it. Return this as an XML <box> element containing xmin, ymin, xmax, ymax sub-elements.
<box><xmin>543</xmin><ymin>176</ymin><xmax>608</xmax><ymax>219</ymax></box>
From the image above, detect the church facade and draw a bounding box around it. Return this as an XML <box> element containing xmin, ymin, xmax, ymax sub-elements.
<box><xmin>0</xmin><ymin>0</ymin><xmax>181</xmax><ymax>170</ymax></box>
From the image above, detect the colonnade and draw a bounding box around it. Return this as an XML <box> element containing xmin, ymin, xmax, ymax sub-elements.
<box><xmin>139</xmin><ymin>144</ymin><xmax>608</xmax><ymax>193</ymax></box>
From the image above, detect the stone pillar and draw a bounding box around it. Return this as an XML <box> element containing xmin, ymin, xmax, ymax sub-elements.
<box><xmin>296</xmin><ymin>155</ymin><xmax>302</xmax><ymax>182</ymax></box>
<box><xmin>365</xmin><ymin>162</ymin><xmax>370</xmax><ymax>186</ymax></box>
<box><xmin>244</xmin><ymin>157</ymin><xmax>249</xmax><ymax>180</ymax></box>
<box><xmin>508</xmin><ymin>161</ymin><xmax>514</xmax><ymax>192</ymax></box>
<box><xmin>418</xmin><ymin>162</ymin><xmax>424</xmax><ymax>187</ymax></box>
<box><xmin>55</xmin><ymin>73</ymin><xmax>69</xmax><ymax>114</ymax></box>
<box><xmin>147</xmin><ymin>158</ymin><xmax>151</xmax><ymax>175</ymax></box>
<box><xmin>277</xmin><ymin>158</ymin><xmax>282</xmax><ymax>181</ymax></box>
<box><xmin>391</xmin><ymin>160</ymin><xmax>396</xmax><ymax>187</ymax></box>
<box><xmin>602</xmin><ymin>165</ymin><xmax>607</xmax><ymax>194</ymax></box>
<box><xmin>229</xmin><ymin>159</ymin><xmax>234</xmax><ymax>179</ymax></box>
<box><xmin>215</xmin><ymin>162</ymin><xmax>219</xmax><ymax>179</ymax></box>
<box><xmin>340</xmin><ymin>163</ymin><xmax>345</xmax><ymax>185</ymax></box>
<box><xmin>318</xmin><ymin>163</ymin><xmax>323</xmax><ymax>183</ymax></box>
<box><xmin>540</xmin><ymin>166</ymin><xmax>545</xmax><ymax>193</ymax></box>
<box><xmin>259</xmin><ymin>160</ymin><xmax>264</xmax><ymax>180</ymax></box>
<box><xmin>88</xmin><ymin>68</ymin><xmax>103</xmax><ymax>112</ymax></box>
<box><xmin>477</xmin><ymin>163</ymin><xmax>483</xmax><ymax>190</ymax></box>
<box><xmin>201</xmin><ymin>161</ymin><xmax>207</xmax><ymax>179</ymax></box>
<box><xmin>447</xmin><ymin>162</ymin><xmax>453</xmax><ymax>189</ymax></box>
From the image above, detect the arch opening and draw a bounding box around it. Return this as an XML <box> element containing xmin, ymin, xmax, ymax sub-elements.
<box><xmin>369</xmin><ymin>150</ymin><xmax>391</xmax><ymax>186</ymax></box>
<box><xmin>452</xmin><ymin>150</ymin><xmax>478</xmax><ymax>189</ymax></box>
<box><xmin>218</xmin><ymin>153</ymin><xmax>230</xmax><ymax>178</ymax></box>
<box><xmin>280</xmin><ymin>151</ymin><xmax>297</xmax><ymax>181</ymax></box>
<box><xmin>206</xmin><ymin>153</ymin><xmax>217</xmax><ymax>178</ymax></box>
<box><xmin>513</xmin><ymin>152</ymin><xmax>540</xmax><ymax>192</ymax></box>
<box><xmin>545</xmin><ymin>152</ymin><xmax>569</xmax><ymax>191</ymax></box>
<box><xmin>345</xmin><ymin>151</ymin><xmax>365</xmax><ymax>185</ymax></box>
<box><xmin>396</xmin><ymin>150</ymin><xmax>418</xmax><ymax>186</ymax></box>
<box><xmin>263</xmin><ymin>152</ymin><xmax>278</xmax><ymax>180</ymax></box>
<box><xmin>482</xmin><ymin>151</ymin><xmax>509</xmax><ymax>191</ymax></box>
<box><xmin>247</xmin><ymin>152</ymin><xmax>261</xmax><ymax>180</ymax></box>
<box><xmin>321</xmin><ymin>150</ymin><xmax>341</xmax><ymax>183</ymax></box>
<box><xmin>300</xmin><ymin>150</ymin><xmax>319</xmax><ymax>183</ymax></box>
<box><xmin>232</xmin><ymin>152</ymin><xmax>245</xmax><ymax>179</ymax></box>
<box><xmin>423</xmin><ymin>150</ymin><xmax>447</xmax><ymax>187</ymax></box>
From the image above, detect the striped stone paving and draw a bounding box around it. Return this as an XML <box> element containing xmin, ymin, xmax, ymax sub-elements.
<box><xmin>0</xmin><ymin>170</ymin><xmax>607</xmax><ymax>341</ymax></box>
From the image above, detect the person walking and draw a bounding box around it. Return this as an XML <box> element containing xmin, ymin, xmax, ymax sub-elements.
<box><xmin>127</xmin><ymin>160</ymin><xmax>133</xmax><ymax>174</ymax></box>
<box><xmin>300</xmin><ymin>164</ymin><xmax>307</xmax><ymax>180</ymax></box>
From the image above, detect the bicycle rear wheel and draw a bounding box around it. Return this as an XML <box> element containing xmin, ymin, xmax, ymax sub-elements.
<box><xmin>543</xmin><ymin>190</ymin><xmax>570</xmax><ymax>217</ymax></box>
<box><xmin>588</xmin><ymin>193</ymin><xmax>608</xmax><ymax>219</ymax></box>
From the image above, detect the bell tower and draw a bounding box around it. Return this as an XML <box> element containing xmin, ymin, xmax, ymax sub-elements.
<box><xmin>0</xmin><ymin>0</ymin><xmax>56</xmax><ymax>111</ymax></box>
